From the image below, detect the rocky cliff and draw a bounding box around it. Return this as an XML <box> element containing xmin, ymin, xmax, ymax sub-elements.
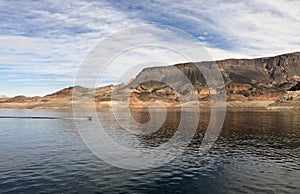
<box><xmin>119</xmin><ymin>52</ymin><xmax>300</xmax><ymax>103</ymax></box>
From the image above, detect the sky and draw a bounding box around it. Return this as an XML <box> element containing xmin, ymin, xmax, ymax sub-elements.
<box><xmin>1</xmin><ymin>0</ymin><xmax>300</xmax><ymax>96</ymax></box>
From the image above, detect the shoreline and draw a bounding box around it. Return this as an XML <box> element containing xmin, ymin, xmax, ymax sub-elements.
<box><xmin>1</xmin><ymin>100</ymin><xmax>296</xmax><ymax>110</ymax></box>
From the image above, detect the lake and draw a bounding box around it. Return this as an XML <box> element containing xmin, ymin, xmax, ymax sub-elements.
<box><xmin>0</xmin><ymin>108</ymin><xmax>299</xmax><ymax>193</ymax></box>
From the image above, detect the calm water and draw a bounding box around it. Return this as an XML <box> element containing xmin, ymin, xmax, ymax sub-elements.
<box><xmin>0</xmin><ymin>108</ymin><xmax>299</xmax><ymax>193</ymax></box>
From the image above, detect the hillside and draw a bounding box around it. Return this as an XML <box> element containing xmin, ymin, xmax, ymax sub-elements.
<box><xmin>122</xmin><ymin>52</ymin><xmax>300</xmax><ymax>103</ymax></box>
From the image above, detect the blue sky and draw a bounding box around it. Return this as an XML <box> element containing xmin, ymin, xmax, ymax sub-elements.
<box><xmin>1</xmin><ymin>0</ymin><xmax>300</xmax><ymax>96</ymax></box>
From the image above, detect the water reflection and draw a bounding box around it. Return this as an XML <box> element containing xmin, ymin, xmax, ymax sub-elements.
<box><xmin>0</xmin><ymin>108</ymin><xmax>299</xmax><ymax>193</ymax></box>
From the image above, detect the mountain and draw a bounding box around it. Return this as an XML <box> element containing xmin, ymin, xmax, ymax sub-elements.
<box><xmin>117</xmin><ymin>51</ymin><xmax>300</xmax><ymax>104</ymax></box>
<box><xmin>1</xmin><ymin>51</ymin><xmax>300</xmax><ymax>109</ymax></box>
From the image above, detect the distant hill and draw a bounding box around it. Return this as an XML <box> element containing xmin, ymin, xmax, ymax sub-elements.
<box><xmin>45</xmin><ymin>86</ymin><xmax>91</xmax><ymax>97</ymax></box>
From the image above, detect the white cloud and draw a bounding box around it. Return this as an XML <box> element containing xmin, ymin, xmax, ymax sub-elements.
<box><xmin>113</xmin><ymin>0</ymin><xmax>300</xmax><ymax>57</ymax></box>
<box><xmin>165</xmin><ymin>0</ymin><xmax>300</xmax><ymax>56</ymax></box>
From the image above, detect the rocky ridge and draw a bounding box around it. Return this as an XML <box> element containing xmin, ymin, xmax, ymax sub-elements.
<box><xmin>1</xmin><ymin>52</ymin><xmax>300</xmax><ymax>109</ymax></box>
<box><xmin>114</xmin><ymin>51</ymin><xmax>300</xmax><ymax>105</ymax></box>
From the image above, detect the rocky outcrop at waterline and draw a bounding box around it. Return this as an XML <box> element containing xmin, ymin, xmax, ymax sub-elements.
<box><xmin>270</xmin><ymin>90</ymin><xmax>300</xmax><ymax>108</ymax></box>
<box><xmin>1</xmin><ymin>52</ymin><xmax>300</xmax><ymax>109</ymax></box>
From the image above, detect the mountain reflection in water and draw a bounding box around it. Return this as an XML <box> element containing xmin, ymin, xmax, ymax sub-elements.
<box><xmin>0</xmin><ymin>108</ymin><xmax>299</xmax><ymax>193</ymax></box>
